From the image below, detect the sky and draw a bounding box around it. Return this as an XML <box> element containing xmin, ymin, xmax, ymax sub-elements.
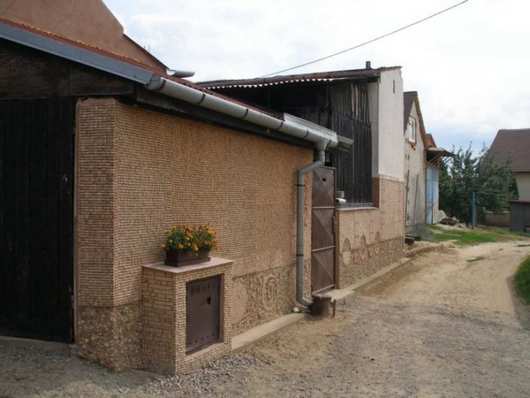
<box><xmin>105</xmin><ymin>0</ymin><xmax>530</xmax><ymax>152</ymax></box>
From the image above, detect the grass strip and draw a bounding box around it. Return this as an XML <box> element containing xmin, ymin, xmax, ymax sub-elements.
<box><xmin>515</xmin><ymin>256</ymin><xmax>530</xmax><ymax>305</ymax></box>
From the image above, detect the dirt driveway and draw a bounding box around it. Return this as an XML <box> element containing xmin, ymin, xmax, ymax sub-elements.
<box><xmin>1</xmin><ymin>241</ymin><xmax>530</xmax><ymax>397</ymax></box>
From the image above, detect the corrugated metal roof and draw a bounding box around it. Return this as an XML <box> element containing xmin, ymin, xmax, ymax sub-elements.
<box><xmin>199</xmin><ymin>66</ymin><xmax>401</xmax><ymax>90</ymax></box>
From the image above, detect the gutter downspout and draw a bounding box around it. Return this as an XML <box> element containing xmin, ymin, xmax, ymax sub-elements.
<box><xmin>296</xmin><ymin>148</ymin><xmax>327</xmax><ymax>307</ymax></box>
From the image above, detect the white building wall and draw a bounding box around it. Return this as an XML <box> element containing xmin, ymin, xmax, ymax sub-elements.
<box><xmin>370</xmin><ymin>69</ymin><xmax>404</xmax><ymax>181</ymax></box>
<box><xmin>516</xmin><ymin>173</ymin><xmax>530</xmax><ymax>201</ymax></box>
<box><xmin>404</xmin><ymin>102</ymin><xmax>426</xmax><ymax>229</ymax></box>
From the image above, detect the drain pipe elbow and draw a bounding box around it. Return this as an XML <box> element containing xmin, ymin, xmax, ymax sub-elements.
<box><xmin>296</xmin><ymin>149</ymin><xmax>326</xmax><ymax>308</ymax></box>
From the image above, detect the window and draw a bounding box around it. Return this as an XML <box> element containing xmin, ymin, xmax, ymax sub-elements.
<box><xmin>406</xmin><ymin>116</ymin><xmax>417</xmax><ymax>144</ymax></box>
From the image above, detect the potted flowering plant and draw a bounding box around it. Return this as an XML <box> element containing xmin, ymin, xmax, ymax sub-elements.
<box><xmin>162</xmin><ymin>225</ymin><xmax>217</xmax><ymax>267</ymax></box>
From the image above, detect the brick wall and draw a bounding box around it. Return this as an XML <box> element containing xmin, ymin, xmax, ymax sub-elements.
<box><xmin>142</xmin><ymin>259</ymin><xmax>233</xmax><ymax>374</ymax></box>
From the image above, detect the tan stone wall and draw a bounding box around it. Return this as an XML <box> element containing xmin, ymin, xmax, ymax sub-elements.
<box><xmin>336</xmin><ymin>176</ymin><xmax>405</xmax><ymax>288</ymax></box>
<box><xmin>75</xmin><ymin>97</ymin><xmax>313</xmax><ymax>369</ymax></box>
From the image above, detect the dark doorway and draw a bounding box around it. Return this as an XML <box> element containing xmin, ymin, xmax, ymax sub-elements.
<box><xmin>311</xmin><ymin>167</ymin><xmax>336</xmax><ymax>293</ymax></box>
<box><xmin>0</xmin><ymin>98</ymin><xmax>75</xmax><ymax>342</ymax></box>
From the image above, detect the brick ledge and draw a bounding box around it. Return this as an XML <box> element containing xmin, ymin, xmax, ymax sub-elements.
<box><xmin>143</xmin><ymin>257</ymin><xmax>233</xmax><ymax>275</ymax></box>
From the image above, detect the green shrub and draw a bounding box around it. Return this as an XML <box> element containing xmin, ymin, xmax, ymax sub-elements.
<box><xmin>515</xmin><ymin>257</ymin><xmax>530</xmax><ymax>305</ymax></box>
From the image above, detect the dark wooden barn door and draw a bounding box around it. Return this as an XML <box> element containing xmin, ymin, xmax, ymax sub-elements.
<box><xmin>0</xmin><ymin>98</ymin><xmax>74</xmax><ymax>342</ymax></box>
<box><xmin>311</xmin><ymin>167</ymin><xmax>336</xmax><ymax>293</ymax></box>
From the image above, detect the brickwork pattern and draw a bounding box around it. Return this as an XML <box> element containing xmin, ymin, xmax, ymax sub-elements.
<box><xmin>76</xmin><ymin>98</ymin><xmax>116</xmax><ymax>307</ymax></box>
<box><xmin>142</xmin><ymin>260</ymin><xmax>233</xmax><ymax>375</ymax></box>
<box><xmin>336</xmin><ymin>176</ymin><xmax>405</xmax><ymax>288</ymax></box>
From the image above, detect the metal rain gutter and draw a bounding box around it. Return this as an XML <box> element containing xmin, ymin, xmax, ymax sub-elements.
<box><xmin>0</xmin><ymin>20</ymin><xmax>338</xmax><ymax>149</ymax></box>
<box><xmin>146</xmin><ymin>76</ymin><xmax>338</xmax><ymax>149</ymax></box>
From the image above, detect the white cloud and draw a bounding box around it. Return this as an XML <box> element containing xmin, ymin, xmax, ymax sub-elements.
<box><xmin>105</xmin><ymin>0</ymin><xmax>530</xmax><ymax>149</ymax></box>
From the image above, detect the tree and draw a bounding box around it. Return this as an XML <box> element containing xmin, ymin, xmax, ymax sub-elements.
<box><xmin>439</xmin><ymin>146</ymin><xmax>517</xmax><ymax>222</ymax></box>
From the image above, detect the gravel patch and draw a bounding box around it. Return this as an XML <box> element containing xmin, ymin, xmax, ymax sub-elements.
<box><xmin>1</xmin><ymin>241</ymin><xmax>529</xmax><ymax>397</ymax></box>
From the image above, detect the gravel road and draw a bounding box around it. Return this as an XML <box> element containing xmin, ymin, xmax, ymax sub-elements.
<box><xmin>1</xmin><ymin>241</ymin><xmax>529</xmax><ymax>397</ymax></box>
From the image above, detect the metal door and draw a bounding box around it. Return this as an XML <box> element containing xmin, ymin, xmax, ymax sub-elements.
<box><xmin>186</xmin><ymin>276</ymin><xmax>221</xmax><ymax>353</ymax></box>
<box><xmin>426</xmin><ymin>166</ymin><xmax>439</xmax><ymax>224</ymax></box>
<box><xmin>311</xmin><ymin>167</ymin><xmax>336</xmax><ymax>293</ymax></box>
<box><xmin>0</xmin><ymin>98</ymin><xmax>75</xmax><ymax>342</ymax></box>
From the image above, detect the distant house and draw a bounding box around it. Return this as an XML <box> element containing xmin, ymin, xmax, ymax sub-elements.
<box><xmin>403</xmin><ymin>91</ymin><xmax>450</xmax><ymax>234</ymax></box>
<box><xmin>488</xmin><ymin>129</ymin><xmax>530</xmax><ymax>231</ymax></box>
<box><xmin>200</xmin><ymin>64</ymin><xmax>406</xmax><ymax>287</ymax></box>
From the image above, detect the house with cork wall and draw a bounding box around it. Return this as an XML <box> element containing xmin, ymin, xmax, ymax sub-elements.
<box><xmin>0</xmin><ymin>0</ymin><xmax>406</xmax><ymax>375</ymax></box>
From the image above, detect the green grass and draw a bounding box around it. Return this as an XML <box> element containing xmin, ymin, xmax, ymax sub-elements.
<box><xmin>515</xmin><ymin>256</ymin><xmax>530</xmax><ymax>304</ymax></box>
<box><xmin>427</xmin><ymin>225</ymin><xmax>530</xmax><ymax>246</ymax></box>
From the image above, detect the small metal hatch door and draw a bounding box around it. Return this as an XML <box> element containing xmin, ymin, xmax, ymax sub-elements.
<box><xmin>186</xmin><ymin>276</ymin><xmax>221</xmax><ymax>353</ymax></box>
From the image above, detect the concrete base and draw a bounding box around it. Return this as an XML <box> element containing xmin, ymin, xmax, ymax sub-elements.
<box><xmin>231</xmin><ymin>313</ymin><xmax>304</xmax><ymax>351</ymax></box>
<box><xmin>224</xmin><ymin>242</ymin><xmax>446</xmax><ymax>356</ymax></box>
<box><xmin>318</xmin><ymin>243</ymin><xmax>445</xmax><ymax>305</ymax></box>
<box><xmin>0</xmin><ymin>335</ymin><xmax>70</xmax><ymax>355</ymax></box>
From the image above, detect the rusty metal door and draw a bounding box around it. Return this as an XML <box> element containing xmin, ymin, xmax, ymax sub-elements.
<box><xmin>186</xmin><ymin>276</ymin><xmax>221</xmax><ymax>353</ymax></box>
<box><xmin>311</xmin><ymin>167</ymin><xmax>336</xmax><ymax>293</ymax></box>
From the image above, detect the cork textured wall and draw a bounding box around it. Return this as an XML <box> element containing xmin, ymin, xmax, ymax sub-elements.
<box><xmin>110</xmin><ymin>99</ymin><xmax>313</xmax><ymax>323</ymax></box>
<box><xmin>75</xmin><ymin>97</ymin><xmax>313</xmax><ymax>368</ymax></box>
<box><xmin>336</xmin><ymin>176</ymin><xmax>405</xmax><ymax>288</ymax></box>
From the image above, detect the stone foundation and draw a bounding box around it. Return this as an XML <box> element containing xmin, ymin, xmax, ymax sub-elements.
<box><xmin>76</xmin><ymin>303</ymin><xmax>141</xmax><ymax>370</ymax></box>
<box><xmin>231</xmin><ymin>264</ymin><xmax>294</xmax><ymax>335</ymax></box>
<box><xmin>338</xmin><ymin>237</ymin><xmax>404</xmax><ymax>286</ymax></box>
<box><xmin>336</xmin><ymin>176</ymin><xmax>405</xmax><ymax>288</ymax></box>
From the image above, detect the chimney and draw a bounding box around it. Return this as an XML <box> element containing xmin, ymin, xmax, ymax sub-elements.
<box><xmin>365</xmin><ymin>61</ymin><xmax>372</xmax><ymax>69</ymax></box>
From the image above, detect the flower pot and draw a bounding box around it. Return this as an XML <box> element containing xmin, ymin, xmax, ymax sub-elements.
<box><xmin>165</xmin><ymin>248</ymin><xmax>210</xmax><ymax>267</ymax></box>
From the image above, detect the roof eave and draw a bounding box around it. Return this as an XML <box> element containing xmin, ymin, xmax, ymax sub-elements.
<box><xmin>0</xmin><ymin>19</ymin><xmax>154</xmax><ymax>84</ymax></box>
